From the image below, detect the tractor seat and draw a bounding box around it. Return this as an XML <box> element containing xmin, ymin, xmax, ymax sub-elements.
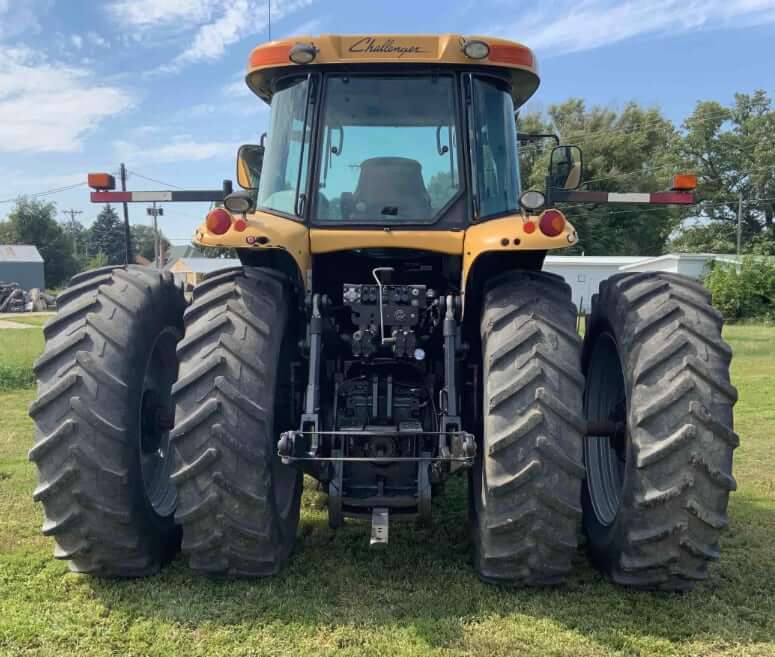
<box><xmin>347</xmin><ymin>157</ymin><xmax>431</xmax><ymax>220</ymax></box>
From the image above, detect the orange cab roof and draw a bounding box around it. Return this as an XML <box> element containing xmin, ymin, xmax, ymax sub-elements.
<box><xmin>245</xmin><ymin>34</ymin><xmax>540</xmax><ymax>107</ymax></box>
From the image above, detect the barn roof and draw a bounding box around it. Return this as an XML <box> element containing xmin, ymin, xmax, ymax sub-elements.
<box><xmin>0</xmin><ymin>245</ymin><xmax>44</xmax><ymax>263</ymax></box>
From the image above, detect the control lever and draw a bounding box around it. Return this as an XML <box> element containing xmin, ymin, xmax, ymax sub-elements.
<box><xmin>372</xmin><ymin>267</ymin><xmax>395</xmax><ymax>345</ymax></box>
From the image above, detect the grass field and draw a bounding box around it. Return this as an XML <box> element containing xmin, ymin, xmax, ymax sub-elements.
<box><xmin>0</xmin><ymin>324</ymin><xmax>773</xmax><ymax>657</ymax></box>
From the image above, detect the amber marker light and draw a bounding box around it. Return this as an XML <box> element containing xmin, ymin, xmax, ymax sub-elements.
<box><xmin>671</xmin><ymin>174</ymin><xmax>697</xmax><ymax>191</ymax></box>
<box><xmin>87</xmin><ymin>173</ymin><xmax>116</xmax><ymax>190</ymax></box>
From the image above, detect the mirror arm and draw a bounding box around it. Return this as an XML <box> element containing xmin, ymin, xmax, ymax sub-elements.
<box><xmin>517</xmin><ymin>132</ymin><xmax>560</xmax><ymax>146</ymax></box>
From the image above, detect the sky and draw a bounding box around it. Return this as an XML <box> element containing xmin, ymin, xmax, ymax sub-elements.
<box><xmin>1</xmin><ymin>0</ymin><xmax>774</xmax><ymax>244</ymax></box>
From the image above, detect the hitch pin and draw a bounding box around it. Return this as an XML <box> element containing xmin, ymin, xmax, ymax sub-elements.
<box><xmin>370</xmin><ymin>507</ymin><xmax>389</xmax><ymax>546</ymax></box>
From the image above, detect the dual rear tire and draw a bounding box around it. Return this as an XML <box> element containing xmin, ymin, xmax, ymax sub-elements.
<box><xmin>29</xmin><ymin>265</ymin><xmax>301</xmax><ymax>577</ymax></box>
<box><xmin>472</xmin><ymin>270</ymin><xmax>737</xmax><ymax>590</ymax></box>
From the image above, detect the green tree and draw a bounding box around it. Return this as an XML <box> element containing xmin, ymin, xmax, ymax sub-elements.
<box><xmin>131</xmin><ymin>224</ymin><xmax>170</xmax><ymax>263</ymax></box>
<box><xmin>671</xmin><ymin>91</ymin><xmax>775</xmax><ymax>252</ymax></box>
<box><xmin>520</xmin><ymin>100</ymin><xmax>684</xmax><ymax>255</ymax></box>
<box><xmin>0</xmin><ymin>197</ymin><xmax>77</xmax><ymax>287</ymax></box>
<box><xmin>87</xmin><ymin>205</ymin><xmax>126</xmax><ymax>265</ymax></box>
<box><xmin>61</xmin><ymin>215</ymin><xmax>88</xmax><ymax>258</ymax></box>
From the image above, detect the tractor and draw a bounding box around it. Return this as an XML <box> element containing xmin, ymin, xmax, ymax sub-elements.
<box><xmin>29</xmin><ymin>34</ymin><xmax>737</xmax><ymax>590</ymax></box>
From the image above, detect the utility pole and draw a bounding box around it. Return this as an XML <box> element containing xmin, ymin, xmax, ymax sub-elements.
<box><xmin>146</xmin><ymin>203</ymin><xmax>164</xmax><ymax>269</ymax></box>
<box><xmin>120</xmin><ymin>163</ymin><xmax>132</xmax><ymax>265</ymax></box>
<box><xmin>61</xmin><ymin>209</ymin><xmax>83</xmax><ymax>258</ymax></box>
<box><xmin>737</xmin><ymin>192</ymin><xmax>743</xmax><ymax>256</ymax></box>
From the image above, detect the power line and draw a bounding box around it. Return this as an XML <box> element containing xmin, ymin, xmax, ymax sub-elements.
<box><xmin>0</xmin><ymin>182</ymin><xmax>87</xmax><ymax>204</ymax></box>
<box><xmin>126</xmin><ymin>169</ymin><xmax>185</xmax><ymax>190</ymax></box>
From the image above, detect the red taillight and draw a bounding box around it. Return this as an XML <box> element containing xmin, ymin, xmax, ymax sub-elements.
<box><xmin>206</xmin><ymin>208</ymin><xmax>232</xmax><ymax>235</ymax></box>
<box><xmin>539</xmin><ymin>209</ymin><xmax>566</xmax><ymax>237</ymax></box>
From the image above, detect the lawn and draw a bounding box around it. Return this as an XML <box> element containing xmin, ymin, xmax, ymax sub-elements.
<box><xmin>0</xmin><ymin>324</ymin><xmax>773</xmax><ymax>657</ymax></box>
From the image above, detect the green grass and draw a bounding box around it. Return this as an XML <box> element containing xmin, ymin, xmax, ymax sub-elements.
<box><xmin>1</xmin><ymin>325</ymin><xmax>774</xmax><ymax>656</ymax></box>
<box><xmin>4</xmin><ymin>315</ymin><xmax>54</xmax><ymax>328</ymax></box>
<box><xmin>0</xmin><ymin>327</ymin><xmax>43</xmax><ymax>390</ymax></box>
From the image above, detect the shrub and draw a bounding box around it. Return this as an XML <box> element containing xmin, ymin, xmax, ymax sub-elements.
<box><xmin>705</xmin><ymin>256</ymin><xmax>775</xmax><ymax>321</ymax></box>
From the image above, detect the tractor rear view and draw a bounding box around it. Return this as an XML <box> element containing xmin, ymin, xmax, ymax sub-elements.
<box><xmin>29</xmin><ymin>34</ymin><xmax>736</xmax><ymax>590</ymax></box>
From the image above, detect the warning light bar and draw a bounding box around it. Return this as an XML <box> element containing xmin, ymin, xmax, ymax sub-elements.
<box><xmin>553</xmin><ymin>190</ymin><xmax>695</xmax><ymax>205</ymax></box>
<box><xmin>89</xmin><ymin>190</ymin><xmax>226</xmax><ymax>203</ymax></box>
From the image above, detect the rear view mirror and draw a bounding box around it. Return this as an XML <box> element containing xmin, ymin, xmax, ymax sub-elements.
<box><xmin>549</xmin><ymin>145</ymin><xmax>583</xmax><ymax>190</ymax></box>
<box><xmin>237</xmin><ymin>144</ymin><xmax>265</xmax><ymax>190</ymax></box>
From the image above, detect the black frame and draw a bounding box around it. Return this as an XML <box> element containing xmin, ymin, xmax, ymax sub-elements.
<box><xmin>256</xmin><ymin>65</ymin><xmax>521</xmax><ymax>230</ymax></box>
<box><xmin>309</xmin><ymin>69</ymin><xmax>468</xmax><ymax>229</ymax></box>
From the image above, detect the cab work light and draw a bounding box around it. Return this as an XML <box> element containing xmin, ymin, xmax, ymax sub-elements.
<box><xmin>289</xmin><ymin>43</ymin><xmax>317</xmax><ymax>64</ymax></box>
<box><xmin>461</xmin><ymin>39</ymin><xmax>490</xmax><ymax>60</ymax></box>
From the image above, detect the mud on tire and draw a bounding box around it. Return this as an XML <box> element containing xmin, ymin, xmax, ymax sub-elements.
<box><xmin>29</xmin><ymin>266</ymin><xmax>186</xmax><ymax>576</ymax></box>
<box><xmin>471</xmin><ymin>270</ymin><xmax>585</xmax><ymax>586</ymax></box>
<box><xmin>582</xmin><ymin>272</ymin><xmax>737</xmax><ymax>591</ymax></box>
<box><xmin>171</xmin><ymin>266</ymin><xmax>302</xmax><ymax>576</ymax></box>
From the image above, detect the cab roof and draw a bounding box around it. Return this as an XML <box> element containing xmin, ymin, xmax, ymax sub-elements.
<box><xmin>245</xmin><ymin>34</ymin><xmax>540</xmax><ymax>108</ymax></box>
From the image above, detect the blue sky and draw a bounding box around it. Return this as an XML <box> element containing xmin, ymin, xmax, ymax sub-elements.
<box><xmin>1</xmin><ymin>0</ymin><xmax>774</xmax><ymax>244</ymax></box>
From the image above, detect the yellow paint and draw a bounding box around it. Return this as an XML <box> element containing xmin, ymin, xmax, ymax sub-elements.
<box><xmin>246</xmin><ymin>34</ymin><xmax>540</xmax><ymax>108</ymax></box>
<box><xmin>194</xmin><ymin>210</ymin><xmax>310</xmax><ymax>281</ymax></box>
<box><xmin>310</xmin><ymin>229</ymin><xmax>464</xmax><ymax>255</ymax></box>
<box><xmin>461</xmin><ymin>213</ymin><xmax>577</xmax><ymax>290</ymax></box>
<box><xmin>196</xmin><ymin>210</ymin><xmax>576</xmax><ymax>293</ymax></box>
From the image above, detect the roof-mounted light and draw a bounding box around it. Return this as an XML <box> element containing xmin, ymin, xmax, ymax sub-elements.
<box><xmin>461</xmin><ymin>38</ymin><xmax>490</xmax><ymax>60</ymax></box>
<box><xmin>289</xmin><ymin>43</ymin><xmax>317</xmax><ymax>65</ymax></box>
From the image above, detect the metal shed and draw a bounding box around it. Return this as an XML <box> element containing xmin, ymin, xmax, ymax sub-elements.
<box><xmin>544</xmin><ymin>253</ymin><xmax>734</xmax><ymax>312</ymax></box>
<box><xmin>0</xmin><ymin>245</ymin><xmax>45</xmax><ymax>290</ymax></box>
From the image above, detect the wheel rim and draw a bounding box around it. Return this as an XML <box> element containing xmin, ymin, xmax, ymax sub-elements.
<box><xmin>584</xmin><ymin>332</ymin><xmax>627</xmax><ymax>527</ymax></box>
<box><xmin>139</xmin><ymin>327</ymin><xmax>179</xmax><ymax>517</ymax></box>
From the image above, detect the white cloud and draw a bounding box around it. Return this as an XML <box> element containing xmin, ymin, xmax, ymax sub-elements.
<box><xmin>489</xmin><ymin>0</ymin><xmax>775</xmax><ymax>55</ymax></box>
<box><xmin>0</xmin><ymin>48</ymin><xmax>133</xmax><ymax>153</ymax></box>
<box><xmin>86</xmin><ymin>31</ymin><xmax>109</xmax><ymax>48</ymax></box>
<box><xmin>222</xmin><ymin>73</ymin><xmax>251</xmax><ymax>97</ymax></box>
<box><xmin>110</xmin><ymin>0</ymin><xmax>316</xmax><ymax>72</ymax></box>
<box><xmin>71</xmin><ymin>34</ymin><xmax>83</xmax><ymax>50</ymax></box>
<box><xmin>114</xmin><ymin>137</ymin><xmax>240</xmax><ymax>164</ymax></box>
<box><xmin>108</xmin><ymin>0</ymin><xmax>217</xmax><ymax>29</ymax></box>
<box><xmin>284</xmin><ymin>17</ymin><xmax>321</xmax><ymax>37</ymax></box>
<box><xmin>0</xmin><ymin>0</ymin><xmax>48</xmax><ymax>40</ymax></box>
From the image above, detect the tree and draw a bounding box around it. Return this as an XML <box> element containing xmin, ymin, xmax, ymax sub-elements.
<box><xmin>520</xmin><ymin>100</ymin><xmax>684</xmax><ymax>255</ymax></box>
<box><xmin>61</xmin><ymin>215</ymin><xmax>88</xmax><ymax>258</ymax></box>
<box><xmin>87</xmin><ymin>205</ymin><xmax>126</xmax><ymax>265</ymax></box>
<box><xmin>0</xmin><ymin>197</ymin><xmax>77</xmax><ymax>287</ymax></box>
<box><xmin>669</xmin><ymin>221</ymin><xmax>737</xmax><ymax>254</ymax></box>
<box><xmin>671</xmin><ymin>90</ymin><xmax>775</xmax><ymax>252</ymax></box>
<box><xmin>131</xmin><ymin>224</ymin><xmax>170</xmax><ymax>264</ymax></box>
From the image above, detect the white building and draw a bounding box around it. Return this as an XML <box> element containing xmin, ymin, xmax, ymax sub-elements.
<box><xmin>544</xmin><ymin>253</ymin><xmax>735</xmax><ymax>312</ymax></box>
